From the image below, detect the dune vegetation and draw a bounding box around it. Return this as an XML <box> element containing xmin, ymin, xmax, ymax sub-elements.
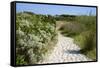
<box><xmin>16</xmin><ymin>11</ymin><xmax>97</xmax><ymax>65</ymax></box>
<box><xmin>58</xmin><ymin>15</ymin><xmax>97</xmax><ymax>60</ymax></box>
<box><xmin>16</xmin><ymin>12</ymin><xmax>57</xmax><ymax>65</ymax></box>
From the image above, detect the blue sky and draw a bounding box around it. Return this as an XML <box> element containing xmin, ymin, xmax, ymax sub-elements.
<box><xmin>16</xmin><ymin>3</ymin><xmax>96</xmax><ymax>16</ymax></box>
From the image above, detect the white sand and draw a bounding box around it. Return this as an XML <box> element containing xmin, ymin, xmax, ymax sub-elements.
<box><xmin>39</xmin><ymin>33</ymin><xmax>92</xmax><ymax>64</ymax></box>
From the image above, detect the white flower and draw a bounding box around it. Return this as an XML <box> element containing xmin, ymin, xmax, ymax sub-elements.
<box><xmin>16</xmin><ymin>28</ymin><xmax>24</xmax><ymax>36</ymax></box>
<box><xmin>18</xmin><ymin>39</ymin><xmax>24</xmax><ymax>46</ymax></box>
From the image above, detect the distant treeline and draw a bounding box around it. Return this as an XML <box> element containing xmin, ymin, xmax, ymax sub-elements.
<box><xmin>18</xmin><ymin>11</ymin><xmax>77</xmax><ymax>21</ymax></box>
<box><xmin>55</xmin><ymin>14</ymin><xmax>76</xmax><ymax>21</ymax></box>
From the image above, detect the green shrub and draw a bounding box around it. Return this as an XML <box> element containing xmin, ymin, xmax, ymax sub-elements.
<box><xmin>16</xmin><ymin>55</ymin><xmax>27</xmax><ymax>65</ymax></box>
<box><xmin>16</xmin><ymin>12</ymin><xmax>57</xmax><ymax>65</ymax></box>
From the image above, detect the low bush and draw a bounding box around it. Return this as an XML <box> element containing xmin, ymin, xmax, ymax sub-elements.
<box><xmin>16</xmin><ymin>12</ymin><xmax>57</xmax><ymax>65</ymax></box>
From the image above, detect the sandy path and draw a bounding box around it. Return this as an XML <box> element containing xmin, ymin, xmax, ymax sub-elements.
<box><xmin>39</xmin><ymin>33</ymin><xmax>92</xmax><ymax>64</ymax></box>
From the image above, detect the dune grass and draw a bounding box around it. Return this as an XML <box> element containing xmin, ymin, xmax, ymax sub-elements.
<box><xmin>59</xmin><ymin>15</ymin><xmax>97</xmax><ymax>60</ymax></box>
<box><xmin>74</xmin><ymin>30</ymin><xmax>96</xmax><ymax>60</ymax></box>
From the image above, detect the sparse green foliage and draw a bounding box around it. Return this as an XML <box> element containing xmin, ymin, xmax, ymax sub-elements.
<box><xmin>58</xmin><ymin>15</ymin><xmax>96</xmax><ymax>60</ymax></box>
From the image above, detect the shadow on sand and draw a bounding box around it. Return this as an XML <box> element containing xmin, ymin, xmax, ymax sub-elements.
<box><xmin>65</xmin><ymin>50</ymin><xmax>81</xmax><ymax>54</ymax></box>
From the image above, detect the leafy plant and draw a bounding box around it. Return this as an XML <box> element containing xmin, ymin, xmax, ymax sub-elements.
<box><xmin>16</xmin><ymin>12</ymin><xmax>57</xmax><ymax>65</ymax></box>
